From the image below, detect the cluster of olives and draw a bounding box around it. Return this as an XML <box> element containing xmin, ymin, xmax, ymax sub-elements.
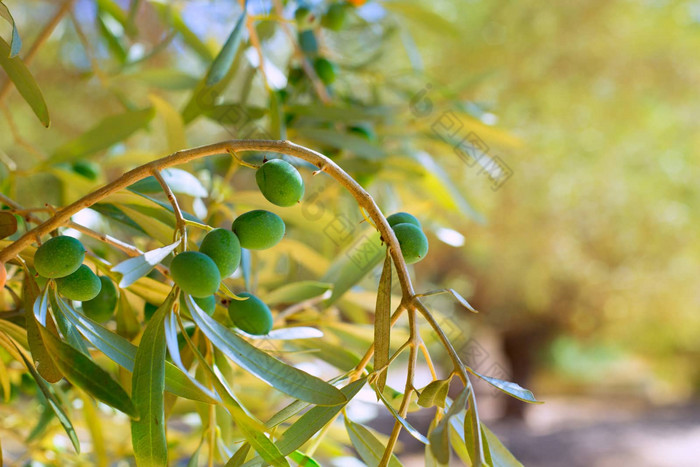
<box><xmin>386</xmin><ymin>212</ymin><xmax>429</xmax><ymax>264</ymax></box>
<box><xmin>169</xmin><ymin>158</ymin><xmax>304</xmax><ymax>335</ymax></box>
<box><xmin>33</xmin><ymin>236</ymin><xmax>118</xmax><ymax>322</ymax></box>
<box><xmin>294</xmin><ymin>2</ymin><xmax>352</xmax><ymax>86</ymax></box>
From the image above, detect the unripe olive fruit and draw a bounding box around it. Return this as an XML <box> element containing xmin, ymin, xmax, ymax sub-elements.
<box><xmin>199</xmin><ymin>228</ymin><xmax>241</xmax><ymax>278</ymax></box>
<box><xmin>56</xmin><ymin>265</ymin><xmax>102</xmax><ymax>301</ymax></box>
<box><xmin>34</xmin><ymin>236</ymin><xmax>86</xmax><ymax>278</ymax></box>
<box><xmin>256</xmin><ymin>159</ymin><xmax>305</xmax><ymax>207</ymax></box>
<box><xmin>387</xmin><ymin>212</ymin><xmax>421</xmax><ymax>229</ymax></box>
<box><xmin>313</xmin><ymin>57</ymin><xmax>337</xmax><ymax>85</ymax></box>
<box><xmin>81</xmin><ymin>276</ymin><xmax>118</xmax><ymax>322</ymax></box>
<box><xmin>322</xmin><ymin>3</ymin><xmax>347</xmax><ymax>31</ymax></box>
<box><xmin>228</xmin><ymin>292</ymin><xmax>273</xmax><ymax>335</ymax></box>
<box><xmin>181</xmin><ymin>293</ymin><xmax>217</xmax><ymax>317</ymax></box>
<box><xmin>392</xmin><ymin>223</ymin><xmax>429</xmax><ymax>264</ymax></box>
<box><xmin>295</xmin><ymin>7</ymin><xmax>318</xmax><ymax>30</ymax></box>
<box><xmin>170</xmin><ymin>251</ymin><xmax>221</xmax><ymax>298</ymax></box>
<box><xmin>298</xmin><ymin>30</ymin><xmax>318</xmax><ymax>55</ymax></box>
<box><xmin>232</xmin><ymin>210</ymin><xmax>285</xmax><ymax>250</ymax></box>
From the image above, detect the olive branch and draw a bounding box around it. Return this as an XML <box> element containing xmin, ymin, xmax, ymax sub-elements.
<box><xmin>0</xmin><ymin>139</ymin><xmax>493</xmax><ymax>465</ymax></box>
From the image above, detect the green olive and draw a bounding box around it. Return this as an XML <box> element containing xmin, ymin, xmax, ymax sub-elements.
<box><xmin>392</xmin><ymin>223</ymin><xmax>429</xmax><ymax>264</ymax></box>
<box><xmin>170</xmin><ymin>251</ymin><xmax>221</xmax><ymax>298</ymax></box>
<box><xmin>232</xmin><ymin>210</ymin><xmax>285</xmax><ymax>250</ymax></box>
<box><xmin>56</xmin><ymin>265</ymin><xmax>102</xmax><ymax>301</ymax></box>
<box><xmin>81</xmin><ymin>276</ymin><xmax>118</xmax><ymax>322</ymax></box>
<box><xmin>256</xmin><ymin>159</ymin><xmax>305</xmax><ymax>207</ymax></box>
<box><xmin>228</xmin><ymin>292</ymin><xmax>273</xmax><ymax>335</ymax></box>
<box><xmin>199</xmin><ymin>228</ymin><xmax>241</xmax><ymax>278</ymax></box>
<box><xmin>34</xmin><ymin>236</ymin><xmax>85</xmax><ymax>279</ymax></box>
<box><xmin>387</xmin><ymin>212</ymin><xmax>421</xmax><ymax>229</ymax></box>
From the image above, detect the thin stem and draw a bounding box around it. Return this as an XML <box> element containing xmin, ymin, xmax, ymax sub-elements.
<box><xmin>419</xmin><ymin>340</ymin><xmax>438</xmax><ymax>380</ymax></box>
<box><xmin>152</xmin><ymin>169</ymin><xmax>187</xmax><ymax>248</ymax></box>
<box><xmin>271</xmin><ymin>0</ymin><xmax>331</xmax><ymax>103</ymax></box>
<box><xmin>351</xmin><ymin>304</ymin><xmax>406</xmax><ymax>380</ymax></box>
<box><xmin>242</xmin><ymin>1</ymin><xmax>270</xmax><ymax>93</ymax></box>
<box><xmin>379</xmin><ymin>307</ymin><xmax>418</xmax><ymax>467</ymax></box>
<box><xmin>0</xmin><ymin>193</ymin><xmax>169</xmax><ymax>275</ymax></box>
<box><xmin>0</xmin><ymin>140</ymin><xmax>415</xmax><ymax>299</ymax></box>
<box><xmin>0</xmin><ymin>0</ymin><xmax>76</xmax><ymax>105</ymax></box>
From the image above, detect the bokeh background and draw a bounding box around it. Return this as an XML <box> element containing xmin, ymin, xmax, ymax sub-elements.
<box><xmin>1</xmin><ymin>0</ymin><xmax>699</xmax><ymax>465</ymax></box>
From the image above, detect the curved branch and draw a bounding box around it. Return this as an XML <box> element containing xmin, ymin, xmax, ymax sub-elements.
<box><xmin>0</xmin><ymin>140</ymin><xmax>415</xmax><ymax>298</ymax></box>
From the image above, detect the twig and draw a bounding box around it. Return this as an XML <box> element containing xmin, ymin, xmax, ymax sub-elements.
<box><xmin>379</xmin><ymin>307</ymin><xmax>418</xmax><ymax>466</ymax></box>
<box><xmin>242</xmin><ymin>0</ymin><xmax>270</xmax><ymax>92</ymax></box>
<box><xmin>271</xmin><ymin>0</ymin><xmax>331</xmax><ymax>103</ymax></box>
<box><xmin>0</xmin><ymin>193</ymin><xmax>169</xmax><ymax>275</ymax></box>
<box><xmin>151</xmin><ymin>169</ymin><xmax>187</xmax><ymax>249</ymax></box>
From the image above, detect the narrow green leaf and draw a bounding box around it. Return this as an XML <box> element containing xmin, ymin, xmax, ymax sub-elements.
<box><xmin>227</xmin><ymin>443</ymin><xmax>251</xmax><ymax>467</ymax></box>
<box><xmin>56</xmin><ymin>300</ymin><xmax>214</xmax><ymax>403</ymax></box>
<box><xmin>0</xmin><ymin>37</ymin><xmax>49</xmax><ymax>126</ymax></box>
<box><xmin>375</xmin><ymin>386</ymin><xmax>429</xmax><ymax>445</ymax></box>
<box><xmin>187</xmin><ymin>296</ymin><xmax>346</xmax><ymax>406</ymax></box>
<box><xmin>7</xmin><ymin>336</ymin><xmax>80</xmax><ymax>453</ymax></box>
<box><xmin>418</xmin><ymin>288</ymin><xmax>478</xmax><ymax>313</ymax></box>
<box><xmin>128</xmin><ymin>167</ymin><xmax>208</xmax><ymax>197</ymax></box>
<box><xmin>269</xmin><ymin>88</ymin><xmax>285</xmax><ymax>140</ymax></box>
<box><xmin>116</xmin><ymin>290</ymin><xmax>140</xmax><ymax>340</ymax></box>
<box><xmin>276</xmin><ymin>378</ymin><xmax>365</xmax><ymax>455</ymax></box>
<box><xmin>24</xmin><ymin>274</ymin><xmax>62</xmax><ymax>383</ymax></box>
<box><xmin>131</xmin><ymin>290</ymin><xmax>176</xmax><ymax>466</ymax></box>
<box><xmin>151</xmin><ymin>2</ymin><xmax>214</xmax><ymax>62</ymax></box>
<box><xmin>295</xmin><ymin>128</ymin><xmax>385</xmax><ymax>160</ymax></box>
<box><xmin>265</xmin><ymin>281</ymin><xmax>332</xmax><ymax>305</ymax></box>
<box><xmin>285</xmin><ymin>104</ymin><xmax>391</xmax><ymax>123</ymax></box>
<box><xmin>96</xmin><ymin>12</ymin><xmax>127</xmax><ymax>63</ymax></box>
<box><xmin>429</xmin><ymin>387</ymin><xmax>469</xmax><ymax>464</ymax></box>
<box><xmin>259</xmin><ymin>327</ymin><xmax>323</xmax><ymax>341</ymax></box>
<box><xmin>206</xmin><ymin>4</ymin><xmax>247</xmax><ymax>86</ymax></box>
<box><xmin>112</xmin><ymin>239</ymin><xmax>180</xmax><ymax>288</ymax></box>
<box><xmin>50</xmin><ymin>107</ymin><xmax>155</xmax><ymax>163</ymax></box>
<box><xmin>204</xmin><ymin>103</ymin><xmax>266</xmax><ymax>124</ymax></box>
<box><xmin>117</xmin><ymin>204</ymin><xmax>174</xmax><ymax>245</ymax></box>
<box><xmin>38</xmin><ymin>318</ymin><xmax>137</xmax><ymax>417</ymax></box>
<box><xmin>0</xmin><ymin>2</ymin><xmax>21</xmax><ymax>57</ymax></box>
<box><xmin>51</xmin><ymin>294</ymin><xmax>90</xmax><ymax>354</ymax></box>
<box><xmin>322</xmin><ymin>229</ymin><xmax>385</xmax><ymax>306</ymax></box>
<box><xmin>417</xmin><ymin>378</ymin><xmax>451</xmax><ymax>409</ymax></box>
<box><xmin>289</xmin><ymin>451</ymin><xmax>321</xmax><ymax>467</ymax></box>
<box><xmin>373</xmin><ymin>250</ymin><xmax>392</xmax><ymax>394</ymax></box>
<box><xmin>0</xmin><ymin>357</ymin><xmax>8</xmax><ymax>402</ymax></box>
<box><xmin>481</xmin><ymin>423</ymin><xmax>522</xmax><ymax>467</ymax></box>
<box><xmin>174</xmin><ymin>307</ymin><xmax>289</xmax><ymax>467</ymax></box>
<box><xmin>345</xmin><ymin>418</ymin><xmax>402</xmax><ymax>467</ymax></box>
<box><xmin>149</xmin><ymin>94</ymin><xmax>187</xmax><ymax>152</ymax></box>
<box><xmin>468</xmin><ymin>369</ymin><xmax>542</xmax><ymax>404</ymax></box>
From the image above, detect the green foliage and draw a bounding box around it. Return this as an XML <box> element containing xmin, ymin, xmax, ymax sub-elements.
<box><xmin>33</xmin><ymin>236</ymin><xmax>85</xmax><ymax>279</ymax></box>
<box><xmin>228</xmin><ymin>292</ymin><xmax>273</xmax><ymax>336</ymax></box>
<box><xmin>232</xmin><ymin>210</ymin><xmax>286</xmax><ymax>250</ymax></box>
<box><xmin>0</xmin><ymin>0</ymin><xmax>563</xmax><ymax>464</ymax></box>
<box><xmin>256</xmin><ymin>159</ymin><xmax>305</xmax><ymax>207</ymax></box>
<box><xmin>55</xmin><ymin>265</ymin><xmax>102</xmax><ymax>302</ymax></box>
<box><xmin>170</xmin><ymin>251</ymin><xmax>221</xmax><ymax>298</ymax></box>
